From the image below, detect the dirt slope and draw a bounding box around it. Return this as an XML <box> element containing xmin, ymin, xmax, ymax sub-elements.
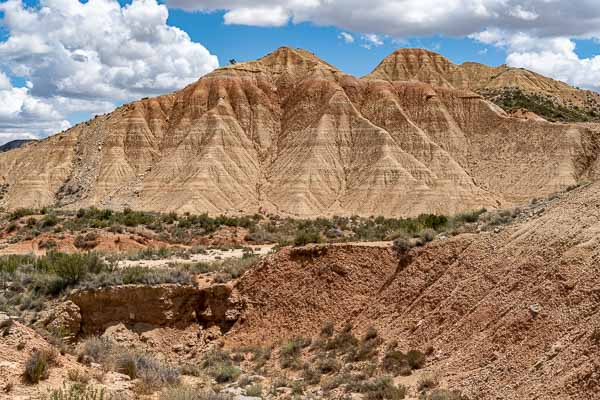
<box><xmin>231</xmin><ymin>183</ymin><xmax>600</xmax><ymax>399</ymax></box>
<box><xmin>1</xmin><ymin>47</ymin><xmax>600</xmax><ymax>217</ymax></box>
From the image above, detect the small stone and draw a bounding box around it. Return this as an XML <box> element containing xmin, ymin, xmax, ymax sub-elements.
<box><xmin>529</xmin><ymin>303</ymin><xmax>542</xmax><ymax>318</ymax></box>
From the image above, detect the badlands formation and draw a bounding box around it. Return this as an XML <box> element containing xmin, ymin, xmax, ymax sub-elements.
<box><xmin>2</xmin><ymin>47</ymin><xmax>600</xmax><ymax>400</ymax></box>
<box><xmin>1</xmin><ymin>47</ymin><xmax>599</xmax><ymax>217</ymax></box>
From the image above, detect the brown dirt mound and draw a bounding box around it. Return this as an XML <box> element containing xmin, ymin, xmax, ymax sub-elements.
<box><xmin>230</xmin><ymin>183</ymin><xmax>600</xmax><ymax>399</ymax></box>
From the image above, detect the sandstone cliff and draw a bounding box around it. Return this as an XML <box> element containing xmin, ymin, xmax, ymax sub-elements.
<box><xmin>1</xmin><ymin>47</ymin><xmax>599</xmax><ymax>217</ymax></box>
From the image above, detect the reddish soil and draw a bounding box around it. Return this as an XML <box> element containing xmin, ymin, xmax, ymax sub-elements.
<box><xmin>230</xmin><ymin>183</ymin><xmax>600</xmax><ymax>399</ymax></box>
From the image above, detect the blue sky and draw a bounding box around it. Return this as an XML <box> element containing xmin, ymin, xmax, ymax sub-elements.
<box><xmin>165</xmin><ymin>8</ymin><xmax>507</xmax><ymax>76</ymax></box>
<box><xmin>1</xmin><ymin>0</ymin><xmax>600</xmax><ymax>144</ymax></box>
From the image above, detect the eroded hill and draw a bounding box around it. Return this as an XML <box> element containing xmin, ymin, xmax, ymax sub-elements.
<box><xmin>230</xmin><ymin>182</ymin><xmax>600</xmax><ymax>399</ymax></box>
<box><xmin>1</xmin><ymin>47</ymin><xmax>600</xmax><ymax>217</ymax></box>
<box><xmin>369</xmin><ymin>48</ymin><xmax>600</xmax><ymax>122</ymax></box>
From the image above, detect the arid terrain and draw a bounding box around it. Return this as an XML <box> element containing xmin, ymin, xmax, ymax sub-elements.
<box><xmin>1</xmin><ymin>47</ymin><xmax>600</xmax><ymax>400</ymax></box>
<box><xmin>1</xmin><ymin>47</ymin><xmax>600</xmax><ymax>217</ymax></box>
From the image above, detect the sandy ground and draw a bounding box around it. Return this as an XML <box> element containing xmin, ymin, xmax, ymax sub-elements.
<box><xmin>116</xmin><ymin>244</ymin><xmax>277</xmax><ymax>269</ymax></box>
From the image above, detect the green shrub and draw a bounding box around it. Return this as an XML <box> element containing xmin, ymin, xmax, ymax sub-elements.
<box><xmin>280</xmin><ymin>336</ymin><xmax>311</xmax><ymax>369</ymax></box>
<box><xmin>201</xmin><ymin>349</ymin><xmax>240</xmax><ymax>383</ymax></box>
<box><xmin>382</xmin><ymin>351</ymin><xmax>411</xmax><ymax>376</ymax></box>
<box><xmin>77</xmin><ymin>337</ymin><xmax>114</xmax><ymax>364</ymax></box>
<box><xmin>24</xmin><ymin>350</ymin><xmax>53</xmax><ymax>383</ymax></box>
<box><xmin>9</xmin><ymin>208</ymin><xmax>35</xmax><ymax>221</ymax></box>
<box><xmin>245</xmin><ymin>384</ymin><xmax>263</xmax><ymax>397</ymax></box>
<box><xmin>159</xmin><ymin>387</ymin><xmax>232</xmax><ymax>400</ymax></box>
<box><xmin>209</xmin><ymin>363</ymin><xmax>240</xmax><ymax>383</ymax></box>
<box><xmin>406</xmin><ymin>350</ymin><xmax>426</xmax><ymax>369</ymax></box>
<box><xmin>293</xmin><ymin>230</ymin><xmax>322</xmax><ymax>246</ymax></box>
<box><xmin>350</xmin><ymin>377</ymin><xmax>406</xmax><ymax>400</ymax></box>
<box><xmin>49</xmin><ymin>384</ymin><xmax>108</xmax><ymax>400</ymax></box>
<box><xmin>117</xmin><ymin>351</ymin><xmax>179</xmax><ymax>388</ymax></box>
<box><xmin>302</xmin><ymin>363</ymin><xmax>322</xmax><ymax>385</ymax></box>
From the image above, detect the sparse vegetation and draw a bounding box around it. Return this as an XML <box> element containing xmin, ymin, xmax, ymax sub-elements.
<box><xmin>483</xmin><ymin>87</ymin><xmax>600</xmax><ymax>122</ymax></box>
<box><xmin>160</xmin><ymin>386</ymin><xmax>232</xmax><ymax>400</ymax></box>
<box><xmin>201</xmin><ymin>349</ymin><xmax>241</xmax><ymax>383</ymax></box>
<box><xmin>49</xmin><ymin>384</ymin><xmax>109</xmax><ymax>400</ymax></box>
<box><xmin>117</xmin><ymin>351</ymin><xmax>180</xmax><ymax>390</ymax></box>
<box><xmin>24</xmin><ymin>349</ymin><xmax>55</xmax><ymax>383</ymax></box>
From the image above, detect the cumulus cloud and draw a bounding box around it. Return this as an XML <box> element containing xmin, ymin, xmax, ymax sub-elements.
<box><xmin>166</xmin><ymin>0</ymin><xmax>600</xmax><ymax>91</ymax></box>
<box><xmin>165</xmin><ymin>1</ymin><xmax>600</xmax><ymax>39</ymax></box>
<box><xmin>361</xmin><ymin>34</ymin><xmax>384</xmax><ymax>49</ymax></box>
<box><xmin>224</xmin><ymin>6</ymin><xmax>290</xmax><ymax>26</ymax></box>
<box><xmin>338</xmin><ymin>32</ymin><xmax>354</xmax><ymax>43</ymax></box>
<box><xmin>0</xmin><ymin>80</ymin><xmax>71</xmax><ymax>144</ymax></box>
<box><xmin>475</xmin><ymin>30</ymin><xmax>600</xmax><ymax>91</ymax></box>
<box><xmin>0</xmin><ymin>0</ymin><xmax>219</xmax><ymax>101</ymax></box>
<box><xmin>0</xmin><ymin>0</ymin><xmax>219</xmax><ymax>144</ymax></box>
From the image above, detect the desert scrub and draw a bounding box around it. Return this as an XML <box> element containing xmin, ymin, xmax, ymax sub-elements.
<box><xmin>280</xmin><ymin>336</ymin><xmax>311</xmax><ymax>369</ymax></box>
<box><xmin>293</xmin><ymin>230</ymin><xmax>322</xmax><ymax>246</ymax></box>
<box><xmin>382</xmin><ymin>350</ymin><xmax>413</xmax><ymax>376</ymax></box>
<box><xmin>418</xmin><ymin>373</ymin><xmax>439</xmax><ymax>391</ymax></box>
<box><xmin>201</xmin><ymin>349</ymin><xmax>241</xmax><ymax>383</ymax></box>
<box><xmin>245</xmin><ymin>383</ymin><xmax>263</xmax><ymax>397</ymax></box>
<box><xmin>49</xmin><ymin>384</ymin><xmax>109</xmax><ymax>400</ymax></box>
<box><xmin>77</xmin><ymin>337</ymin><xmax>114</xmax><ymax>364</ymax></box>
<box><xmin>420</xmin><ymin>389</ymin><xmax>465</xmax><ymax>400</ymax></box>
<box><xmin>235</xmin><ymin>345</ymin><xmax>272</xmax><ymax>370</ymax></box>
<box><xmin>117</xmin><ymin>351</ymin><xmax>180</xmax><ymax>390</ymax></box>
<box><xmin>24</xmin><ymin>349</ymin><xmax>55</xmax><ymax>383</ymax></box>
<box><xmin>348</xmin><ymin>376</ymin><xmax>406</xmax><ymax>400</ymax></box>
<box><xmin>160</xmin><ymin>386</ymin><xmax>233</xmax><ymax>400</ymax></box>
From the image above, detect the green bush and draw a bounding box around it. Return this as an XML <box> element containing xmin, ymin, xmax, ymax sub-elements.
<box><xmin>382</xmin><ymin>351</ymin><xmax>411</xmax><ymax>376</ymax></box>
<box><xmin>49</xmin><ymin>385</ymin><xmax>108</xmax><ymax>400</ymax></box>
<box><xmin>280</xmin><ymin>336</ymin><xmax>311</xmax><ymax>369</ymax></box>
<box><xmin>293</xmin><ymin>230</ymin><xmax>322</xmax><ymax>246</ymax></box>
<box><xmin>406</xmin><ymin>350</ymin><xmax>426</xmax><ymax>369</ymax></box>
<box><xmin>209</xmin><ymin>363</ymin><xmax>240</xmax><ymax>383</ymax></box>
<box><xmin>159</xmin><ymin>386</ymin><xmax>233</xmax><ymax>400</ymax></box>
<box><xmin>77</xmin><ymin>337</ymin><xmax>114</xmax><ymax>364</ymax></box>
<box><xmin>245</xmin><ymin>383</ymin><xmax>263</xmax><ymax>397</ymax></box>
<box><xmin>117</xmin><ymin>351</ymin><xmax>180</xmax><ymax>388</ymax></box>
<box><xmin>348</xmin><ymin>377</ymin><xmax>406</xmax><ymax>400</ymax></box>
<box><xmin>24</xmin><ymin>350</ymin><xmax>53</xmax><ymax>383</ymax></box>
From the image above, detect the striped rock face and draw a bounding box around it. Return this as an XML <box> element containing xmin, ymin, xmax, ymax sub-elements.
<box><xmin>1</xmin><ymin>47</ymin><xmax>599</xmax><ymax>217</ymax></box>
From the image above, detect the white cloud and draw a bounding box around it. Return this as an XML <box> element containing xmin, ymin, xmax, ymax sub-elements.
<box><xmin>0</xmin><ymin>80</ymin><xmax>71</xmax><ymax>145</ymax></box>
<box><xmin>472</xmin><ymin>29</ymin><xmax>600</xmax><ymax>90</ymax></box>
<box><xmin>0</xmin><ymin>0</ymin><xmax>219</xmax><ymax>144</ymax></box>
<box><xmin>339</xmin><ymin>32</ymin><xmax>354</xmax><ymax>43</ymax></box>
<box><xmin>165</xmin><ymin>1</ymin><xmax>600</xmax><ymax>39</ymax></box>
<box><xmin>0</xmin><ymin>72</ymin><xmax>12</xmax><ymax>90</ymax></box>
<box><xmin>166</xmin><ymin>1</ymin><xmax>600</xmax><ymax>91</ymax></box>
<box><xmin>509</xmin><ymin>5</ymin><xmax>539</xmax><ymax>21</ymax></box>
<box><xmin>0</xmin><ymin>0</ymin><xmax>219</xmax><ymax>101</ymax></box>
<box><xmin>361</xmin><ymin>34</ymin><xmax>384</xmax><ymax>49</ymax></box>
<box><xmin>224</xmin><ymin>6</ymin><xmax>290</xmax><ymax>26</ymax></box>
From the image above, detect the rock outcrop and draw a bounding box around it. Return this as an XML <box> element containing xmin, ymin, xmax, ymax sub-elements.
<box><xmin>68</xmin><ymin>283</ymin><xmax>243</xmax><ymax>336</ymax></box>
<box><xmin>69</xmin><ymin>284</ymin><xmax>202</xmax><ymax>334</ymax></box>
<box><xmin>1</xmin><ymin>47</ymin><xmax>600</xmax><ymax>217</ymax></box>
